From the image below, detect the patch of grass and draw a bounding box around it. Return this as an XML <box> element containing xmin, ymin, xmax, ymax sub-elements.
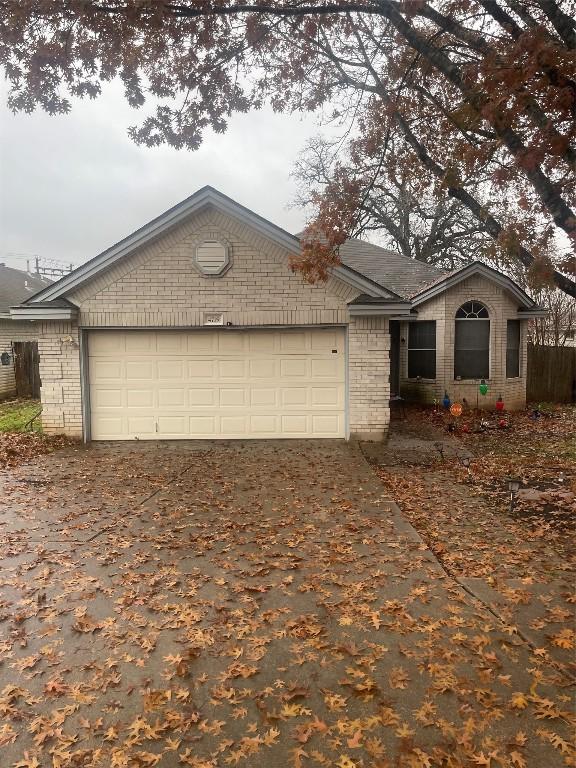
<box><xmin>0</xmin><ymin>399</ymin><xmax>42</xmax><ymax>432</ymax></box>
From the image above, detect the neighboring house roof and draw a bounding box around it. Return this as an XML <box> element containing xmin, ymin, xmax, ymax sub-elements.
<box><xmin>0</xmin><ymin>265</ymin><xmax>52</xmax><ymax>317</ymax></box>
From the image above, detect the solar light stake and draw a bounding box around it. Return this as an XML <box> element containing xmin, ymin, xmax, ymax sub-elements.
<box><xmin>507</xmin><ymin>478</ymin><xmax>521</xmax><ymax>513</ymax></box>
<box><xmin>458</xmin><ymin>455</ymin><xmax>472</xmax><ymax>481</ymax></box>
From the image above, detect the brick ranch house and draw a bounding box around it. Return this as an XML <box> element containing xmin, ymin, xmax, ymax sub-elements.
<box><xmin>11</xmin><ymin>187</ymin><xmax>546</xmax><ymax>441</ymax></box>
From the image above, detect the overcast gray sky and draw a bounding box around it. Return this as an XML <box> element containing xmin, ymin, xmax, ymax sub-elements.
<box><xmin>0</xmin><ymin>80</ymin><xmax>325</xmax><ymax>273</ymax></box>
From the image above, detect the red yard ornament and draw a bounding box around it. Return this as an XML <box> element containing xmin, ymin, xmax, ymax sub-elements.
<box><xmin>496</xmin><ymin>396</ymin><xmax>505</xmax><ymax>413</ymax></box>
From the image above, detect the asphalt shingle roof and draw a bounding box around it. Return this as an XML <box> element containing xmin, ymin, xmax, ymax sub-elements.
<box><xmin>337</xmin><ymin>238</ymin><xmax>446</xmax><ymax>300</ymax></box>
<box><xmin>0</xmin><ymin>266</ymin><xmax>52</xmax><ymax>314</ymax></box>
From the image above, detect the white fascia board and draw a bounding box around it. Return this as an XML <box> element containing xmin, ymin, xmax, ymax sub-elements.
<box><xmin>28</xmin><ymin>187</ymin><xmax>392</xmax><ymax>303</ymax></box>
<box><xmin>10</xmin><ymin>306</ymin><xmax>76</xmax><ymax>320</ymax></box>
<box><xmin>348</xmin><ymin>303</ymin><xmax>412</xmax><ymax>316</ymax></box>
<box><xmin>411</xmin><ymin>263</ymin><xmax>535</xmax><ymax>309</ymax></box>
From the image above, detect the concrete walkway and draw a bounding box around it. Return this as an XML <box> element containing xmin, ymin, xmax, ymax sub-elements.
<box><xmin>0</xmin><ymin>441</ymin><xmax>573</xmax><ymax>767</ymax></box>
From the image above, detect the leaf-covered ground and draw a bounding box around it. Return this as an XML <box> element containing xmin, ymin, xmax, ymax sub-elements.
<box><xmin>0</xmin><ymin>399</ymin><xmax>73</xmax><ymax>470</ymax></box>
<box><xmin>371</xmin><ymin>406</ymin><xmax>575</xmax><ymax>580</ymax></box>
<box><xmin>0</xmin><ymin>440</ymin><xmax>574</xmax><ymax>767</ymax></box>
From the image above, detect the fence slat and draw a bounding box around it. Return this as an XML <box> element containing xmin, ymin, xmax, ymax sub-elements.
<box><xmin>527</xmin><ymin>344</ymin><xmax>576</xmax><ymax>403</ymax></box>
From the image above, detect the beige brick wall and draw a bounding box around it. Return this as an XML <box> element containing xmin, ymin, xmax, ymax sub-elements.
<box><xmin>349</xmin><ymin>316</ymin><xmax>390</xmax><ymax>439</ymax></box>
<box><xmin>399</xmin><ymin>274</ymin><xmax>528</xmax><ymax>410</ymax></box>
<box><xmin>71</xmin><ymin>206</ymin><xmax>358</xmax><ymax>328</ymax></box>
<box><xmin>0</xmin><ymin>320</ymin><xmax>41</xmax><ymax>399</ymax></box>
<box><xmin>37</xmin><ymin>323</ymin><xmax>83</xmax><ymax>436</ymax></box>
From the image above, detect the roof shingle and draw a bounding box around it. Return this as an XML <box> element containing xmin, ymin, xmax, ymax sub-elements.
<box><xmin>0</xmin><ymin>266</ymin><xmax>52</xmax><ymax>315</ymax></box>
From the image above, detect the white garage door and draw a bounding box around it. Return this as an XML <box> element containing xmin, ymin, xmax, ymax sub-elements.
<box><xmin>88</xmin><ymin>328</ymin><xmax>346</xmax><ymax>440</ymax></box>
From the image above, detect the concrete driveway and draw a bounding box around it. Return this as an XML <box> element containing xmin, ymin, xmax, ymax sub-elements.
<box><xmin>0</xmin><ymin>441</ymin><xmax>573</xmax><ymax>767</ymax></box>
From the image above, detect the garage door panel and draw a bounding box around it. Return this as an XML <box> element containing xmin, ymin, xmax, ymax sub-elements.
<box><xmin>312</xmin><ymin>414</ymin><xmax>341</xmax><ymax>435</ymax></box>
<box><xmin>187</xmin><ymin>334</ymin><xmax>217</xmax><ymax>353</ymax></box>
<box><xmin>281</xmin><ymin>358</ymin><xmax>308</xmax><ymax>377</ymax></box>
<box><xmin>89</xmin><ymin>329</ymin><xmax>345</xmax><ymax>440</ymax></box>
<box><xmin>125</xmin><ymin>332</ymin><xmax>155</xmax><ymax>353</ymax></box>
<box><xmin>281</xmin><ymin>388</ymin><xmax>308</xmax><ymax>406</ymax></box>
<box><xmin>161</xmin><ymin>333</ymin><xmax>187</xmax><ymax>353</ymax></box>
<box><xmin>90</xmin><ymin>360</ymin><xmax>123</xmax><ymax>379</ymax></box>
<box><xmin>281</xmin><ymin>415</ymin><xmax>308</xmax><ymax>433</ymax></box>
<box><xmin>189</xmin><ymin>388</ymin><xmax>217</xmax><ymax>406</ymax></box>
<box><xmin>311</xmin><ymin>387</ymin><xmax>340</xmax><ymax>406</ymax></box>
<box><xmin>159</xmin><ymin>361</ymin><xmax>186</xmax><ymax>379</ymax></box>
<box><xmin>251</xmin><ymin>388</ymin><xmax>277</xmax><ymax>406</ymax></box>
<box><xmin>280</xmin><ymin>331</ymin><xmax>307</xmax><ymax>352</ymax></box>
<box><xmin>91</xmin><ymin>388</ymin><xmax>123</xmax><ymax>408</ymax></box>
<box><xmin>92</xmin><ymin>416</ymin><xmax>124</xmax><ymax>439</ymax></box>
<box><xmin>220</xmin><ymin>388</ymin><xmax>246</xmax><ymax>406</ymax></box>
<box><xmin>311</xmin><ymin>357</ymin><xmax>340</xmax><ymax>377</ymax></box>
<box><xmin>189</xmin><ymin>360</ymin><xmax>215</xmax><ymax>378</ymax></box>
<box><xmin>250</xmin><ymin>415</ymin><xmax>277</xmax><ymax>433</ymax></box>
<box><xmin>248</xmin><ymin>334</ymin><xmax>275</xmax><ymax>353</ymax></box>
<box><xmin>219</xmin><ymin>359</ymin><xmax>245</xmax><ymax>378</ymax></box>
<box><xmin>189</xmin><ymin>416</ymin><xmax>216</xmax><ymax>434</ymax></box>
<box><xmin>89</xmin><ymin>334</ymin><xmax>126</xmax><ymax>355</ymax></box>
<box><xmin>127</xmin><ymin>416</ymin><xmax>156</xmax><ymax>434</ymax></box>
<box><xmin>158</xmin><ymin>416</ymin><xmax>188</xmax><ymax>435</ymax></box>
<box><xmin>126</xmin><ymin>361</ymin><xmax>154</xmax><ymax>380</ymax></box>
<box><xmin>158</xmin><ymin>388</ymin><xmax>186</xmax><ymax>407</ymax></box>
<box><xmin>127</xmin><ymin>389</ymin><xmax>154</xmax><ymax>407</ymax></box>
<box><xmin>221</xmin><ymin>416</ymin><xmax>246</xmax><ymax>434</ymax></box>
<box><xmin>249</xmin><ymin>359</ymin><xmax>276</xmax><ymax>378</ymax></box>
<box><xmin>311</xmin><ymin>329</ymin><xmax>341</xmax><ymax>352</ymax></box>
<box><xmin>219</xmin><ymin>334</ymin><xmax>246</xmax><ymax>353</ymax></box>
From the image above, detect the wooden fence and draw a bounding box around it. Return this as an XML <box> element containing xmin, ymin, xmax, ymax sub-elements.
<box><xmin>13</xmin><ymin>341</ymin><xmax>41</xmax><ymax>399</ymax></box>
<box><xmin>527</xmin><ymin>344</ymin><xmax>576</xmax><ymax>403</ymax></box>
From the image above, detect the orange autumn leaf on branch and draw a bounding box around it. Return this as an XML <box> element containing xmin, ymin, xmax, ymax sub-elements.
<box><xmin>1</xmin><ymin>1</ymin><xmax>574</xmax><ymax>296</ymax></box>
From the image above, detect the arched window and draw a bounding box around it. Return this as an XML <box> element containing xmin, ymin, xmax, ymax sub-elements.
<box><xmin>454</xmin><ymin>301</ymin><xmax>490</xmax><ymax>379</ymax></box>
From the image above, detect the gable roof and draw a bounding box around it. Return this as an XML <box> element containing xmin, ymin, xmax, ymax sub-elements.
<box><xmin>411</xmin><ymin>261</ymin><xmax>540</xmax><ymax>309</ymax></box>
<box><xmin>0</xmin><ymin>266</ymin><xmax>52</xmax><ymax>316</ymax></box>
<box><xmin>16</xmin><ymin>187</ymin><xmax>541</xmax><ymax>316</ymax></box>
<box><xmin>23</xmin><ymin>186</ymin><xmax>403</xmax><ymax>305</ymax></box>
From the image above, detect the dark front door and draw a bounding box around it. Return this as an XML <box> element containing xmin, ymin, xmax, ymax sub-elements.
<box><xmin>389</xmin><ymin>321</ymin><xmax>400</xmax><ymax>396</ymax></box>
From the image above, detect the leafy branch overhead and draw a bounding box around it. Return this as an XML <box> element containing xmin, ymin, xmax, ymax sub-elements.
<box><xmin>2</xmin><ymin>0</ymin><xmax>575</xmax><ymax>295</ymax></box>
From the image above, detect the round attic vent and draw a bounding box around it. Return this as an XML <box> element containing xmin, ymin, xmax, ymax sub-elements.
<box><xmin>194</xmin><ymin>240</ymin><xmax>229</xmax><ymax>276</ymax></box>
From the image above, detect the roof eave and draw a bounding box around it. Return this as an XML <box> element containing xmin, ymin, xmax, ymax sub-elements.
<box><xmin>348</xmin><ymin>302</ymin><xmax>412</xmax><ymax>316</ymax></box>
<box><xmin>10</xmin><ymin>305</ymin><xmax>77</xmax><ymax>321</ymax></box>
<box><xmin>517</xmin><ymin>307</ymin><xmax>549</xmax><ymax>318</ymax></box>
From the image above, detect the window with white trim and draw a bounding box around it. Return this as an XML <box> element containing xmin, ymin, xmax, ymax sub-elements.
<box><xmin>506</xmin><ymin>319</ymin><xmax>520</xmax><ymax>378</ymax></box>
<box><xmin>408</xmin><ymin>321</ymin><xmax>436</xmax><ymax>379</ymax></box>
<box><xmin>454</xmin><ymin>301</ymin><xmax>490</xmax><ymax>379</ymax></box>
